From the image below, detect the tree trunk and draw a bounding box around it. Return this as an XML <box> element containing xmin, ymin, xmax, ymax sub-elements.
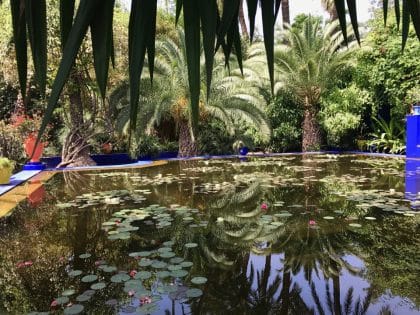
<box><xmin>178</xmin><ymin>119</ymin><xmax>198</xmax><ymax>157</ymax></box>
<box><xmin>281</xmin><ymin>0</ymin><xmax>290</xmax><ymax>27</ymax></box>
<box><xmin>59</xmin><ymin>73</ymin><xmax>96</xmax><ymax>168</ymax></box>
<box><xmin>239</xmin><ymin>0</ymin><xmax>249</xmax><ymax>39</ymax></box>
<box><xmin>302</xmin><ymin>105</ymin><xmax>321</xmax><ymax>152</ymax></box>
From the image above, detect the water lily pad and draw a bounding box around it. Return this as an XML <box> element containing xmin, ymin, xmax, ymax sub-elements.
<box><xmin>111</xmin><ymin>273</ymin><xmax>130</xmax><ymax>283</ymax></box>
<box><xmin>270</xmin><ymin>221</ymin><xmax>284</xmax><ymax>227</ymax></box>
<box><xmin>349</xmin><ymin>223</ymin><xmax>362</xmax><ymax>228</ymax></box>
<box><xmin>102</xmin><ymin>221</ymin><xmax>116</xmax><ymax>226</ymax></box>
<box><xmin>54</xmin><ymin>296</ymin><xmax>69</xmax><ymax>305</ymax></box>
<box><xmin>160</xmin><ymin>251</ymin><xmax>176</xmax><ymax>258</ymax></box>
<box><xmin>170</xmin><ymin>269</ymin><xmax>188</xmax><ymax>278</ymax></box>
<box><xmin>64</xmin><ymin>304</ymin><xmax>84</xmax><ymax>315</ymax></box>
<box><xmin>151</xmin><ymin>261</ymin><xmax>167</xmax><ymax>269</ymax></box>
<box><xmin>156</xmin><ymin>270</ymin><xmax>170</xmax><ymax>278</ymax></box>
<box><xmin>180</xmin><ymin>261</ymin><xmax>193</xmax><ymax>268</ymax></box>
<box><xmin>191</xmin><ymin>277</ymin><xmax>208</xmax><ymax>284</ymax></box>
<box><xmin>169</xmin><ymin>257</ymin><xmax>184</xmax><ymax>264</ymax></box>
<box><xmin>82</xmin><ymin>289</ymin><xmax>96</xmax><ymax>296</ymax></box>
<box><xmin>79</xmin><ymin>253</ymin><xmax>91</xmax><ymax>259</ymax></box>
<box><xmin>68</xmin><ymin>270</ymin><xmax>82</xmax><ymax>277</ymax></box>
<box><xmin>137</xmin><ymin>251</ymin><xmax>152</xmax><ymax>257</ymax></box>
<box><xmin>61</xmin><ymin>289</ymin><xmax>76</xmax><ymax>297</ymax></box>
<box><xmin>138</xmin><ymin>259</ymin><xmax>153</xmax><ymax>267</ymax></box>
<box><xmin>163</xmin><ymin>241</ymin><xmax>175</xmax><ymax>247</ymax></box>
<box><xmin>186</xmin><ymin>288</ymin><xmax>203</xmax><ymax>298</ymax></box>
<box><xmin>364</xmin><ymin>216</ymin><xmax>377</xmax><ymax>220</ymax></box>
<box><xmin>157</xmin><ymin>247</ymin><xmax>172</xmax><ymax>253</ymax></box>
<box><xmin>136</xmin><ymin>303</ymin><xmax>158</xmax><ymax>314</ymax></box>
<box><xmin>323</xmin><ymin>216</ymin><xmax>335</xmax><ymax>220</ymax></box>
<box><xmin>81</xmin><ymin>274</ymin><xmax>98</xmax><ymax>283</ymax></box>
<box><xmin>91</xmin><ymin>282</ymin><xmax>107</xmax><ymax>290</ymax></box>
<box><xmin>168</xmin><ymin>264</ymin><xmax>182</xmax><ymax>271</ymax></box>
<box><xmin>185</xmin><ymin>243</ymin><xmax>198</xmax><ymax>248</ymax></box>
<box><xmin>135</xmin><ymin>271</ymin><xmax>152</xmax><ymax>280</ymax></box>
<box><xmin>102</xmin><ymin>266</ymin><xmax>117</xmax><ymax>273</ymax></box>
<box><xmin>275</xmin><ymin>212</ymin><xmax>292</xmax><ymax>218</ymax></box>
<box><xmin>76</xmin><ymin>294</ymin><xmax>91</xmax><ymax>302</ymax></box>
<box><xmin>157</xmin><ymin>284</ymin><xmax>178</xmax><ymax>294</ymax></box>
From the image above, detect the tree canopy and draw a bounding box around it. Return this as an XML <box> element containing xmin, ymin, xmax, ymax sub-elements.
<box><xmin>1</xmin><ymin>0</ymin><xmax>420</xmax><ymax>143</ymax></box>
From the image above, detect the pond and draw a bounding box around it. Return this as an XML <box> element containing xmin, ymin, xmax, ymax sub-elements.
<box><xmin>0</xmin><ymin>154</ymin><xmax>419</xmax><ymax>315</ymax></box>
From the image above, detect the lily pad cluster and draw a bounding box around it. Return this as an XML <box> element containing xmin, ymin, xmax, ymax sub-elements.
<box><xmin>56</xmin><ymin>190</ymin><xmax>146</xmax><ymax>209</ymax></box>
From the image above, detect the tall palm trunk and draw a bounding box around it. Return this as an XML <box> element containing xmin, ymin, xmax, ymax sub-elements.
<box><xmin>239</xmin><ymin>0</ymin><xmax>249</xmax><ymax>39</ymax></box>
<box><xmin>302</xmin><ymin>99</ymin><xmax>321</xmax><ymax>152</ymax></box>
<box><xmin>281</xmin><ymin>0</ymin><xmax>290</xmax><ymax>27</ymax></box>
<box><xmin>58</xmin><ymin>73</ymin><xmax>96</xmax><ymax>167</ymax></box>
<box><xmin>178</xmin><ymin>118</ymin><xmax>198</xmax><ymax>157</ymax></box>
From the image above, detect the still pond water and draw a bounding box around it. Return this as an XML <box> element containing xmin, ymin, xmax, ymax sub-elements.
<box><xmin>0</xmin><ymin>155</ymin><xmax>419</xmax><ymax>315</ymax></box>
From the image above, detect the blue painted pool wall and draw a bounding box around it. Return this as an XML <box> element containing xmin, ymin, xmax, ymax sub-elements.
<box><xmin>405</xmin><ymin>159</ymin><xmax>420</xmax><ymax>199</ymax></box>
<box><xmin>406</xmin><ymin>115</ymin><xmax>420</xmax><ymax>158</ymax></box>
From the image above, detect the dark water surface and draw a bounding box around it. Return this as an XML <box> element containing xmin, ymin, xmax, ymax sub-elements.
<box><xmin>0</xmin><ymin>155</ymin><xmax>419</xmax><ymax>315</ymax></box>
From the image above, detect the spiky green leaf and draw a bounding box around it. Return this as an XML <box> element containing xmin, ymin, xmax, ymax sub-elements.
<box><xmin>37</xmin><ymin>0</ymin><xmax>99</xmax><ymax>149</ymax></box>
<box><xmin>10</xmin><ymin>0</ymin><xmax>27</xmax><ymax>100</ymax></box>
<box><xmin>183</xmin><ymin>0</ymin><xmax>201</xmax><ymax>132</ymax></box>
<box><xmin>199</xmin><ymin>0</ymin><xmax>217</xmax><ymax>99</ymax></box>
<box><xmin>59</xmin><ymin>0</ymin><xmax>75</xmax><ymax>50</ymax></box>
<box><xmin>25</xmin><ymin>0</ymin><xmax>47</xmax><ymax>94</ymax></box>
<box><xmin>90</xmin><ymin>0</ymin><xmax>115</xmax><ymax>98</ymax></box>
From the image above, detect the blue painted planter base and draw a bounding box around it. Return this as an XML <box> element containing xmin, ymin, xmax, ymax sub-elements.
<box><xmin>23</xmin><ymin>162</ymin><xmax>46</xmax><ymax>171</ymax></box>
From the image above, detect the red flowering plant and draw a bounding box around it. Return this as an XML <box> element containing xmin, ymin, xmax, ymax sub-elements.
<box><xmin>11</xmin><ymin>113</ymin><xmax>52</xmax><ymax>144</ymax></box>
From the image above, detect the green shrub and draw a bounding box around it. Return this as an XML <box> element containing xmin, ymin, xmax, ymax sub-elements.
<box><xmin>197</xmin><ymin>119</ymin><xmax>235</xmax><ymax>155</ymax></box>
<box><xmin>320</xmin><ymin>85</ymin><xmax>369</xmax><ymax>148</ymax></box>
<box><xmin>267</xmin><ymin>92</ymin><xmax>302</xmax><ymax>152</ymax></box>
<box><xmin>130</xmin><ymin>134</ymin><xmax>161</xmax><ymax>159</ymax></box>
<box><xmin>0</xmin><ymin>120</ymin><xmax>24</xmax><ymax>165</ymax></box>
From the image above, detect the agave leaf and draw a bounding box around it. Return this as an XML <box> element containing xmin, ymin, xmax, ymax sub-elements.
<box><xmin>402</xmin><ymin>0</ymin><xmax>410</xmax><ymax>50</ymax></box>
<box><xmin>199</xmin><ymin>0</ymin><xmax>217</xmax><ymax>99</ymax></box>
<box><xmin>334</xmin><ymin>0</ymin><xmax>348</xmax><ymax>44</ymax></box>
<box><xmin>395</xmin><ymin>0</ymin><xmax>401</xmax><ymax>29</ymax></box>
<box><xmin>261</xmin><ymin>0</ymin><xmax>275</xmax><ymax>93</ymax></box>
<box><xmin>25</xmin><ymin>0</ymin><xmax>47</xmax><ymax>94</ymax></box>
<box><xmin>37</xmin><ymin>0</ymin><xmax>99</xmax><ymax>149</ymax></box>
<box><xmin>60</xmin><ymin>0</ymin><xmax>75</xmax><ymax>50</ymax></box>
<box><xmin>383</xmin><ymin>0</ymin><xmax>389</xmax><ymax>25</ymax></box>
<box><xmin>175</xmin><ymin>0</ymin><xmax>182</xmax><ymax>24</ymax></box>
<box><xmin>10</xmin><ymin>0</ymin><xmax>27</xmax><ymax>100</ymax></box>
<box><xmin>409</xmin><ymin>0</ymin><xmax>420</xmax><ymax>40</ymax></box>
<box><xmin>128</xmin><ymin>0</ymin><xmax>157</xmax><ymax>135</ymax></box>
<box><xmin>182</xmin><ymin>0</ymin><xmax>200</xmax><ymax>130</ymax></box>
<box><xmin>346</xmin><ymin>0</ymin><xmax>360</xmax><ymax>44</ymax></box>
<box><xmin>90</xmin><ymin>0</ymin><xmax>115</xmax><ymax>98</ymax></box>
<box><xmin>246</xmin><ymin>0</ymin><xmax>258</xmax><ymax>42</ymax></box>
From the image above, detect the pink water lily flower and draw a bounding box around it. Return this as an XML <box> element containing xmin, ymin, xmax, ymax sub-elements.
<box><xmin>260</xmin><ymin>203</ymin><xmax>268</xmax><ymax>210</ymax></box>
<box><xmin>129</xmin><ymin>270</ymin><xmax>137</xmax><ymax>278</ymax></box>
<box><xmin>50</xmin><ymin>300</ymin><xmax>58</xmax><ymax>307</ymax></box>
<box><xmin>309</xmin><ymin>220</ymin><xmax>316</xmax><ymax>226</ymax></box>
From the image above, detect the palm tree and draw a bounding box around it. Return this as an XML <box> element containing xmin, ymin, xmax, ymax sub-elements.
<box><xmin>274</xmin><ymin>18</ymin><xmax>355</xmax><ymax>151</ymax></box>
<box><xmin>321</xmin><ymin>0</ymin><xmax>339</xmax><ymax>21</ymax></box>
<box><xmin>281</xmin><ymin>0</ymin><xmax>290</xmax><ymax>27</ymax></box>
<box><xmin>116</xmin><ymin>29</ymin><xmax>271</xmax><ymax>157</ymax></box>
